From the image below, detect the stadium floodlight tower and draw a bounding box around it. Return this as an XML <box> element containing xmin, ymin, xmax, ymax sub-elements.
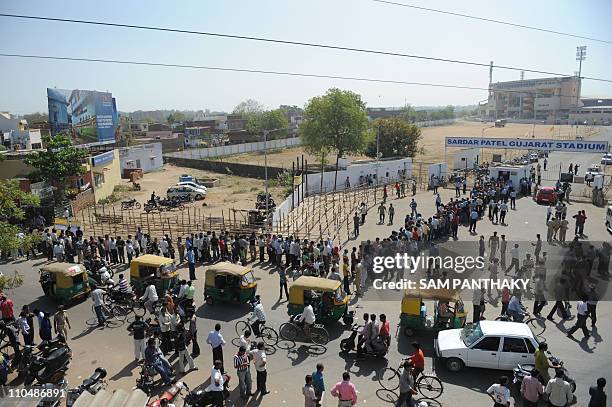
<box><xmin>576</xmin><ymin>46</ymin><xmax>587</xmax><ymax>105</ymax></box>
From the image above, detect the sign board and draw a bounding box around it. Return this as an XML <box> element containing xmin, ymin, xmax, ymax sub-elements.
<box><xmin>92</xmin><ymin>150</ymin><xmax>115</xmax><ymax>166</ymax></box>
<box><xmin>446</xmin><ymin>137</ymin><xmax>608</xmax><ymax>153</ymax></box>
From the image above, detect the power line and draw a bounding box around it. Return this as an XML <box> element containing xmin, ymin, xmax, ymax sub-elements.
<box><xmin>1</xmin><ymin>13</ymin><xmax>611</xmax><ymax>83</ymax></box>
<box><xmin>0</xmin><ymin>52</ymin><xmax>594</xmax><ymax>100</ymax></box>
<box><xmin>372</xmin><ymin>0</ymin><xmax>612</xmax><ymax>45</ymax></box>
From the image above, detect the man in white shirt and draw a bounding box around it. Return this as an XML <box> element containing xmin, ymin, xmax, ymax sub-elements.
<box><xmin>566</xmin><ymin>296</ymin><xmax>590</xmax><ymax>339</ymax></box>
<box><xmin>159</xmin><ymin>238</ymin><xmax>169</xmax><ymax>257</ymax></box>
<box><xmin>91</xmin><ymin>287</ymin><xmax>106</xmax><ymax>327</ymax></box>
<box><xmin>486</xmin><ymin>376</ymin><xmax>511</xmax><ymax>407</ymax></box>
<box><xmin>140</xmin><ymin>283</ymin><xmax>159</xmax><ymax>314</ymax></box>
<box><xmin>206</xmin><ymin>360</ymin><xmax>225</xmax><ymax>405</ymax></box>
<box><xmin>207</xmin><ymin>323</ymin><xmax>226</xmax><ymax>373</ymax></box>
<box><xmin>505</xmin><ymin>244</ymin><xmax>520</xmax><ymax>275</ymax></box>
<box><xmin>249</xmin><ymin>341</ymin><xmax>270</xmax><ymax>395</ymax></box>
<box><xmin>545</xmin><ymin>369</ymin><xmax>573</xmax><ymax>407</ymax></box>
<box><xmin>239</xmin><ymin>330</ymin><xmax>252</xmax><ymax>351</ymax></box>
<box><xmin>299</xmin><ymin>302</ymin><xmax>316</xmax><ymax>339</ymax></box>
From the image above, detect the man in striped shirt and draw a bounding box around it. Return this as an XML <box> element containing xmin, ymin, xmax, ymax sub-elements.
<box><xmin>234</xmin><ymin>346</ymin><xmax>252</xmax><ymax>399</ymax></box>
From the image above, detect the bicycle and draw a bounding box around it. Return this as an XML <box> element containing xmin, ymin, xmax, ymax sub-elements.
<box><xmin>88</xmin><ymin>303</ymin><xmax>128</xmax><ymax>327</ymax></box>
<box><xmin>495</xmin><ymin>310</ymin><xmax>546</xmax><ymax>337</ymax></box>
<box><xmin>378</xmin><ymin>359</ymin><xmax>443</xmax><ymax>400</ymax></box>
<box><xmin>279</xmin><ymin>316</ymin><xmax>329</xmax><ymax>346</ymax></box>
<box><xmin>235</xmin><ymin>318</ymin><xmax>279</xmax><ymax>347</ymax></box>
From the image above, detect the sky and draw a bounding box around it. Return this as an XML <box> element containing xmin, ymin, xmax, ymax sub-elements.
<box><xmin>1</xmin><ymin>0</ymin><xmax>612</xmax><ymax>114</ymax></box>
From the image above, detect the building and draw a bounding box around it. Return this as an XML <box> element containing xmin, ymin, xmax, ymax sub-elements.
<box><xmin>184</xmin><ymin>127</ymin><xmax>223</xmax><ymax>148</ymax></box>
<box><xmin>569</xmin><ymin>98</ymin><xmax>612</xmax><ymax>125</ymax></box>
<box><xmin>119</xmin><ymin>143</ymin><xmax>163</xmax><ymax>174</ymax></box>
<box><xmin>482</xmin><ymin>76</ymin><xmax>581</xmax><ymax>121</ymax></box>
<box><xmin>0</xmin><ymin>112</ymin><xmax>43</xmax><ymax>150</ymax></box>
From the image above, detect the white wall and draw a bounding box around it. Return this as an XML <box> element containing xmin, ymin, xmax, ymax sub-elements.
<box><xmin>166</xmin><ymin>137</ymin><xmax>302</xmax><ymax>159</ymax></box>
<box><xmin>272</xmin><ymin>157</ymin><xmax>413</xmax><ymax>226</ymax></box>
<box><xmin>452</xmin><ymin>148</ymin><xmax>480</xmax><ymax>170</ymax></box>
<box><xmin>428</xmin><ymin>163</ymin><xmax>448</xmax><ymax>180</ymax></box>
<box><xmin>119</xmin><ymin>143</ymin><xmax>163</xmax><ymax>173</ymax></box>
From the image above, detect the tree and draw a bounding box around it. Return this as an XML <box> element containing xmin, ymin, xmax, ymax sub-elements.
<box><xmin>300</xmin><ymin>88</ymin><xmax>371</xmax><ymax>190</ymax></box>
<box><xmin>246</xmin><ymin>109</ymin><xmax>289</xmax><ymax>138</ymax></box>
<box><xmin>23</xmin><ymin>112</ymin><xmax>48</xmax><ymax>123</ymax></box>
<box><xmin>365</xmin><ymin>118</ymin><xmax>422</xmax><ymax>159</ymax></box>
<box><xmin>0</xmin><ymin>180</ymin><xmax>40</xmax><ymax>254</ymax></box>
<box><xmin>24</xmin><ymin>134</ymin><xmax>88</xmax><ymax>200</ymax></box>
<box><xmin>167</xmin><ymin>111</ymin><xmax>187</xmax><ymax>124</ymax></box>
<box><xmin>233</xmin><ymin>99</ymin><xmax>264</xmax><ymax>117</ymax></box>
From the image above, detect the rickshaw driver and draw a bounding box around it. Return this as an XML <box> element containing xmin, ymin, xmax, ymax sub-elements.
<box><xmin>319</xmin><ymin>292</ymin><xmax>333</xmax><ymax>319</ymax></box>
<box><xmin>437</xmin><ymin>301</ymin><xmax>454</xmax><ymax>328</ymax></box>
<box><xmin>141</xmin><ymin>281</ymin><xmax>159</xmax><ymax>314</ymax></box>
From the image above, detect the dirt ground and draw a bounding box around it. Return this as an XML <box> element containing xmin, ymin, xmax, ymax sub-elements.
<box><xmin>116</xmin><ymin>164</ymin><xmax>284</xmax><ymax>213</ymax></box>
<box><xmin>219</xmin><ymin>121</ymin><xmax>598</xmax><ymax>168</ymax></box>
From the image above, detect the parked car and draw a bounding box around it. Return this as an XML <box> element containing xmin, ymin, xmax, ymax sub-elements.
<box><xmin>177</xmin><ymin>181</ymin><xmax>208</xmax><ymax>193</ymax></box>
<box><xmin>166</xmin><ymin>185</ymin><xmax>206</xmax><ymax>201</ymax></box>
<box><xmin>601</xmin><ymin>153</ymin><xmax>612</xmax><ymax>165</ymax></box>
<box><xmin>528</xmin><ymin>152</ymin><xmax>539</xmax><ymax>163</ymax></box>
<box><xmin>435</xmin><ymin>321</ymin><xmax>538</xmax><ymax>372</ymax></box>
<box><xmin>586</xmin><ymin>164</ymin><xmax>603</xmax><ymax>177</ymax></box>
<box><xmin>536</xmin><ymin>186</ymin><xmax>558</xmax><ymax>205</ymax></box>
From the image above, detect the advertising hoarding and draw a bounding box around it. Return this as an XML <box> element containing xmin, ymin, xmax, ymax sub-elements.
<box><xmin>47</xmin><ymin>88</ymin><xmax>118</xmax><ymax>142</ymax></box>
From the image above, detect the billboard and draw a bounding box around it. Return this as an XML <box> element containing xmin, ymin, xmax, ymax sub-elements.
<box><xmin>47</xmin><ymin>88</ymin><xmax>118</xmax><ymax>142</ymax></box>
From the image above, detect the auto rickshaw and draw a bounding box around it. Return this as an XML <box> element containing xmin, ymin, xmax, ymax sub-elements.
<box><xmin>203</xmin><ymin>262</ymin><xmax>257</xmax><ymax>305</ymax></box>
<box><xmin>287</xmin><ymin>276</ymin><xmax>348</xmax><ymax>324</ymax></box>
<box><xmin>400</xmin><ymin>288</ymin><xmax>466</xmax><ymax>336</ymax></box>
<box><xmin>39</xmin><ymin>263</ymin><xmax>91</xmax><ymax>304</ymax></box>
<box><xmin>129</xmin><ymin>254</ymin><xmax>179</xmax><ymax>295</ymax></box>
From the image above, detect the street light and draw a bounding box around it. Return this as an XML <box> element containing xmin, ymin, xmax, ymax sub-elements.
<box><xmin>576</xmin><ymin>46</ymin><xmax>587</xmax><ymax>108</ymax></box>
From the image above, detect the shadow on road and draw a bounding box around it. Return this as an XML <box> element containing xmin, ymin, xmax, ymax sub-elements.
<box><xmin>109</xmin><ymin>359</ymin><xmax>139</xmax><ymax>381</ymax></box>
<box><xmin>195</xmin><ymin>303</ymin><xmax>249</xmax><ymax>321</ymax></box>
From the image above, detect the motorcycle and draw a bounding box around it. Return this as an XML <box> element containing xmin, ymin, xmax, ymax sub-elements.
<box><xmin>513</xmin><ymin>352</ymin><xmax>576</xmax><ymax>393</ymax></box>
<box><xmin>65</xmin><ymin>367</ymin><xmax>107</xmax><ymax>407</ymax></box>
<box><xmin>37</xmin><ymin>336</ymin><xmax>70</xmax><ymax>357</ymax></box>
<box><xmin>136</xmin><ymin>362</ymin><xmax>175</xmax><ymax>396</ymax></box>
<box><xmin>84</xmin><ymin>259</ymin><xmax>114</xmax><ymax>286</ymax></box>
<box><xmin>22</xmin><ymin>346</ymin><xmax>72</xmax><ymax>385</ymax></box>
<box><xmin>340</xmin><ymin>324</ymin><xmax>389</xmax><ymax>358</ymax></box>
<box><xmin>143</xmin><ymin>201</ymin><xmax>159</xmax><ymax>213</ymax></box>
<box><xmin>121</xmin><ymin>199</ymin><xmax>141</xmax><ymax>210</ymax></box>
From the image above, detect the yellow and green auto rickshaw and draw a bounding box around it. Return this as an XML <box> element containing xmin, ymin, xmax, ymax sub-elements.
<box><xmin>129</xmin><ymin>254</ymin><xmax>178</xmax><ymax>295</ymax></box>
<box><xmin>39</xmin><ymin>263</ymin><xmax>91</xmax><ymax>304</ymax></box>
<box><xmin>400</xmin><ymin>288</ymin><xmax>467</xmax><ymax>336</ymax></box>
<box><xmin>203</xmin><ymin>262</ymin><xmax>257</xmax><ymax>305</ymax></box>
<box><xmin>288</xmin><ymin>276</ymin><xmax>349</xmax><ymax>324</ymax></box>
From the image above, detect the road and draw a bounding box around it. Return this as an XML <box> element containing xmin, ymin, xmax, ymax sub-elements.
<box><xmin>2</xmin><ymin>128</ymin><xmax>611</xmax><ymax>407</ymax></box>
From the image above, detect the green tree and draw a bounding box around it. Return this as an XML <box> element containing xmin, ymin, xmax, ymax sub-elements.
<box><xmin>167</xmin><ymin>111</ymin><xmax>187</xmax><ymax>124</ymax></box>
<box><xmin>233</xmin><ymin>99</ymin><xmax>264</xmax><ymax>118</ymax></box>
<box><xmin>0</xmin><ymin>179</ymin><xmax>40</xmax><ymax>253</ymax></box>
<box><xmin>300</xmin><ymin>88</ymin><xmax>371</xmax><ymax>190</ymax></box>
<box><xmin>24</xmin><ymin>134</ymin><xmax>88</xmax><ymax>200</ymax></box>
<box><xmin>365</xmin><ymin>118</ymin><xmax>422</xmax><ymax>159</ymax></box>
<box><xmin>246</xmin><ymin>109</ymin><xmax>289</xmax><ymax>138</ymax></box>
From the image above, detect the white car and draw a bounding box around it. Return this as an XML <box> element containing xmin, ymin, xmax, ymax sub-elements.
<box><xmin>177</xmin><ymin>181</ymin><xmax>208</xmax><ymax>193</ymax></box>
<box><xmin>586</xmin><ymin>164</ymin><xmax>603</xmax><ymax>177</ymax></box>
<box><xmin>601</xmin><ymin>153</ymin><xmax>612</xmax><ymax>165</ymax></box>
<box><xmin>435</xmin><ymin>321</ymin><xmax>538</xmax><ymax>372</ymax></box>
<box><xmin>166</xmin><ymin>184</ymin><xmax>206</xmax><ymax>201</ymax></box>
<box><xmin>528</xmin><ymin>153</ymin><xmax>539</xmax><ymax>163</ymax></box>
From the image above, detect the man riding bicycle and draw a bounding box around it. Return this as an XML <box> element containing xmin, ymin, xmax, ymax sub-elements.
<box><xmin>249</xmin><ymin>295</ymin><xmax>267</xmax><ymax>337</ymax></box>
<box><xmin>298</xmin><ymin>300</ymin><xmax>316</xmax><ymax>338</ymax></box>
<box><xmin>507</xmin><ymin>295</ymin><xmax>527</xmax><ymax>322</ymax></box>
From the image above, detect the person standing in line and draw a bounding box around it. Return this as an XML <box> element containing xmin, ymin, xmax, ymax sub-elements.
<box><xmin>488</xmin><ymin>232</ymin><xmax>499</xmax><ymax>259</ymax></box>
<box><xmin>303</xmin><ymin>374</ymin><xmax>318</xmax><ymax>407</ymax></box>
<box><xmin>186</xmin><ymin>247</ymin><xmax>196</xmax><ymax>281</ymax></box>
<box><xmin>330</xmin><ymin>372</ymin><xmax>358</xmax><ymax>407</ymax></box>
<box><xmin>207</xmin><ymin>323</ymin><xmax>226</xmax><ymax>373</ymax></box>
<box><xmin>378</xmin><ymin>203</ymin><xmax>386</xmax><ymax>224</ymax></box>
<box><xmin>545</xmin><ymin>369</ymin><xmax>573</xmax><ymax>407</ymax></box>
<box><xmin>499</xmin><ymin>235</ymin><xmax>507</xmax><ymax>269</ymax></box>
<box><xmin>454</xmin><ymin>179</ymin><xmax>461</xmax><ymax>197</ymax></box>
<box><xmin>360</xmin><ymin>202</ymin><xmax>367</xmax><ymax>225</ymax></box>
<box><xmin>566</xmin><ymin>296</ymin><xmax>590</xmax><ymax>339</ymax></box>
<box><xmin>532</xmin><ymin>234</ymin><xmax>542</xmax><ymax>263</ymax></box>
<box><xmin>127</xmin><ymin>315</ymin><xmax>149</xmax><ymax>361</ymax></box>
<box><xmin>177</xmin><ymin>237</ymin><xmax>185</xmax><ymax>264</ymax></box>
<box><xmin>250</xmin><ymin>341</ymin><xmax>269</xmax><ymax>395</ymax></box>
<box><xmin>91</xmin><ymin>286</ymin><xmax>106</xmax><ymax>328</ymax></box>
<box><xmin>312</xmin><ymin>363</ymin><xmax>325</xmax><ymax>407</ymax></box>
<box><xmin>499</xmin><ymin>200</ymin><xmax>508</xmax><ymax>225</ymax></box>
<box><xmin>278</xmin><ymin>267</ymin><xmax>289</xmax><ymax>300</ymax></box>
<box><xmin>586</xmin><ymin>284</ymin><xmax>599</xmax><ymax>327</ymax></box>
<box><xmin>353</xmin><ymin>212</ymin><xmax>360</xmax><ymax>237</ymax></box>
<box><xmin>589</xmin><ymin>377</ymin><xmax>607</xmax><ymax>407</ymax></box>
<box><xmin>116</xmin><ymin>236</ymin><xmax>125</xmax><ymax>264</ymax></box>
<box><xmin>435</xmin><ymin>193</ymin><xmax>442</xmax><ymax>210</ymax></box>
<box><xmin>354</xmin><ymin>259</ymin><xmax>364</xmax><ymax>297</ymax></box>
<box><xmin>469</xmin><ymin>208</ymin><xmax>479</xmax><ymax>233</ymax></box>
<box><xmin>558</xmin><ymin>217</ymin><xmax>569</xmax><ymax>243</ymax></box>
<box><xmin>509</xmin><ymin>188</ymin><xmax>517</xmax><ymax>209</ymax></box>
<box><xmin>486</xmin><ymin>375</ymin><xmax>511</xmax><ymax>407</ymax></box>
<box><xmin>412</xmin><ymin>180</ymin><xmax>417</xmax><ymax>196</ymax></box>
<box><xmin>388</xmin><ymin>204</ymin><xmax>395</xmax><ymax>225</ymax></box>
<box><xmin>53</xmin><ymin>305</ymin><xmax>70</xmax><ymax>340</ymax></box>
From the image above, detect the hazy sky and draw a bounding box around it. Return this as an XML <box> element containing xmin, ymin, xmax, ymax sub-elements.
<box><xmin>1</xmin><ymin>0</ymin><xmax>611</xmax><ymax>114</ymax></box>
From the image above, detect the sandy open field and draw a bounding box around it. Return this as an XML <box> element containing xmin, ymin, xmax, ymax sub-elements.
<box><xmin>218</xmin><ymin>121</ymin><xmax>597</xmax><ymax>168</ymax></box>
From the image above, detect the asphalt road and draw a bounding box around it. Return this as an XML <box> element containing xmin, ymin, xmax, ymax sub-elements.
<box><xmin>2</xmin><ymin>128</ymin><xmax>611</xmax><ymax>407</ymax></box>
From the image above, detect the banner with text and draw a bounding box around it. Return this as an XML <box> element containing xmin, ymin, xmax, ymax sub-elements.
<box><xmin>446</xmin><ymin>136</ymin><xmax>608</xmax><ymax>153</ymax></box>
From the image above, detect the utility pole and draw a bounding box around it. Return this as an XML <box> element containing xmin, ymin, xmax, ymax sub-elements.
<box><xmin>375</xmin><ymin>123</ymin><xmax>381</xmax><ymax>184</ymax></box>
<box><xmin>576</xmin><ymin>46</ymin><xmax>587</xmax><ymax>109</ymax></box>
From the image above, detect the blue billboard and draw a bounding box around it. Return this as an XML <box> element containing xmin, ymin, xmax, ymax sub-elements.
<box><xmin>47</xmin><ymin>88</ymin><xmax>118</xmax><ymax>142</ymax></box>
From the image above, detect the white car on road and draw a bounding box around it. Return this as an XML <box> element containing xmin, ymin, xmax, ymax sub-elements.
<box><xmin>601</xmin><ymin>153</ymin><xmax>612</xmax><ymax>165</ymax></box>
<box><xmin>435</xmin><ymin>321</ymin><xmax>538</xmax><ymax>372</ymax></box>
